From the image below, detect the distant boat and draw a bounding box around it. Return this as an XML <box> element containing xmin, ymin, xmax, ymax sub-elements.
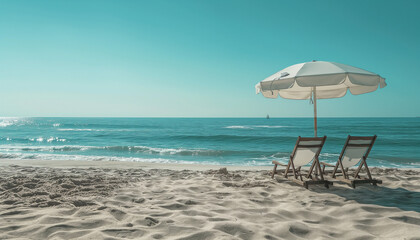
<box><xmin>266</xmin><ymin>114</ymin><xmax>270</xmax><ymax>119</ymax></box>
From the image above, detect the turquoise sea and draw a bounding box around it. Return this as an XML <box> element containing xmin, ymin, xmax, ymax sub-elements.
<box><xmin>0</xmin><ymin>117</ymin><xmax>419</xmax><ymax>168</ymax></box>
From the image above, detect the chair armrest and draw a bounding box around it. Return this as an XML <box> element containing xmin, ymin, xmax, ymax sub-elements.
<box><xmin>320</xmin><ymin>162</ymin><xmax>335</xmax><ymax>167</ymax></box>
<box><xmin>320</xmin><ymin>162</ymin><xmax>335</xmax><ymax>174</ymax></box>
<box><xmin>272</xmin><ymin>160</ymin><xmax>287</xmax><ymax>166</ymax></box>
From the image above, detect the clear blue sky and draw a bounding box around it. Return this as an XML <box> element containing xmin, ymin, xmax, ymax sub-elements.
<box><xmin>0</xmin><ymin>0</ymin><xmax>419</xmax><ymax>117</ymax></box>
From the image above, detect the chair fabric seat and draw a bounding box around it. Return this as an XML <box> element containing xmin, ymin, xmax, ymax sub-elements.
<box><xmin>293</xmin><ymin>148</ymin><xmax>319</xmax><ymax>167</ymax></box>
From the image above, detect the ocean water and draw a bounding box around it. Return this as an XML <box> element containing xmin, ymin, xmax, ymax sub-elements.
<box><xmin>0</xmin><ymin>117</ymin><xmax>419</xmax><ymax>168</ymax></box>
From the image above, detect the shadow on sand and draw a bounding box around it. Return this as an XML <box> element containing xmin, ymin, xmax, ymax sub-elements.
<box><xmin>314</xmin><ymin>183</ymin><xmax>420</xmax><ymax>213</ymax></box>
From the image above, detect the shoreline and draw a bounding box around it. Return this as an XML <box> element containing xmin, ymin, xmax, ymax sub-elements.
<box><xmin>0</xmin><ymin>159</ymin><xmax>274</xmax><ymax>171</ymax></box>
<box><xmin>0</xmin><ymin>159</ymin><xmax>419</xmax><ymax>171</ymax></box>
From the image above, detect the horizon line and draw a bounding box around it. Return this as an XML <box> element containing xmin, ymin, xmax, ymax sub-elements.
<box><xmin>0</xmin><ymin>116</ymin><xmax>418</xmax><ymax>119</ymax></box>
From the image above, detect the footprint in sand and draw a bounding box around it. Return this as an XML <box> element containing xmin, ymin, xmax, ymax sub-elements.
<box><xmin>160</xmin><ymin>203</ymin><xmax>188</xmax><ymax>210</ymax></box>
<box><xmin>72</xmin><ymin>200</ymin><xmax>96</xmax><ymax>207</ymax></box>
<box><xmin>134</xmin><ymin>217</ymin><xmax>160</xmax><ymax>227</ymax></box>
<box><xmin>288</xmin><ymin>223</ymin><xmax>310</xmax><ymax>237</ymax></box>
<box><xmin>109</xmin><ymin>208</ymin><xmax>127</xmax><ymax>221</ymax></box>
<box><xmin>101</xmin><ymin>229</ymin><xmax>146</xmax><ymax>239</ymax></box>
<box><xmin>214</xmin><ymin>223</ymin><xmax>254</xmax><ymax>240</ymax></box>
<box><xmin>133</xmin><ymin>197</ymin><xmax>145</xmax><ymax>203</ymax></box>
<box><xmin>145</xmin><ymin>217</ymin><xmax>159</xmax><ymax>226</ymax></box>
<box><xmin>152</xmin><ymin>233</ymin><xmax>167</xmax><ymax>239</ymax></box>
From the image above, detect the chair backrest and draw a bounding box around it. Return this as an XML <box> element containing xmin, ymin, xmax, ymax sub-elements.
<box><xmin>291</xmin><ymin>136</ymin><xmax>326</xmax><ymax>168</ymax></box>
<box><xmin>340</xmin><ymin>135</ymin><xmax>376</xmax><ymax>169</ymax></box>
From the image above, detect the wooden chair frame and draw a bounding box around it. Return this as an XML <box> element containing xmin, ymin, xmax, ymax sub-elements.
<box><xmin>321</xmin><ymin>135</ymin><xmax>382</xmax><ymax>188</ymax></box>
<box><xmin>272</xmin><ymin>136</ymin><xmax>332</xmax><ymax>189</ymax></box>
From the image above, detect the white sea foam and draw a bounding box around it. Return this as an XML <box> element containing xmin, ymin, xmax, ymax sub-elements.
<box><xmin>0</xmin><ymin>145</ymin><xmax>221</xmax><ymax>156</ymax></box>
<box><xmin>57</xmin><ymin>128</ymin><xmax>124</xmax><ymax>132</ymax></box>
<box><xmin>0</xmin><ymin>144</ymin><xmax>261</xmax><ymax>165</ymax></box>
<box><xmin>253</xmin><ymin>125</ymin><xmax>289</xmax><ymax>128</ymax></box>
<box><xmin>224</xmin><ymin>126</ymin><xmax>253</xmax><ymax>129</ymax></box>
<box><xmin>409</xmin><ymin>162</ymin><xmax>420</xmax><ymax>167</ymax></box>
<box><xmin>47</xmin><ymin>137</ymin><xmax>66</xmax><ymax>142</ymax></box>
<box><xmin>29</xmin><ymin>136</ymin><xmax>66</xmax><ymax>143</ymax></box>
<box><xmin>57</xmin><ymin>128</ymin><xmax>100</xmax><ymax>132</ymax></box>
<box><xmin>0</xmin><ymin>152</ymin><xmax>220</xmax><ymax>165</ymax></box>
<box><xmin>0</xmin><ymin>119</ymin><xmax>18</xmax><ymax>127</ymax></box>
<box><xmin>0</xmin><ymin>117</ymin><xmax>32</xmax><ymax>127</ymax></box>
<box><xmin>56</xmin><ymin>128</ymin><xmax>145</xmax><ymax>132</ymax></box>
<box><xmin>0</xmin><ymin>121</ymin><xmax>14</xmax><ymax>127</ymax></box>
<box><xmin>124</xmin><ymin>146</ymin><xmax>213</xmax><ymax>155</ymax></box>
<box><xmin>0</xmin><ymin>151</ymin><xmax>274</xmax><ymax>166</ymax></box>
<box><xmin>224</xmin><ymin>125</ymin><xmax>290</xmax><ymax>129</ymax></box>
<box><xmin>320</xmin><ymin>153</ymin><xmax>340</xmax><ymax>158</ymax></box>
<box><xmin>0</xmin><ymin>145</ymin><xmax>88</xmax><ymax>152</ymax></box>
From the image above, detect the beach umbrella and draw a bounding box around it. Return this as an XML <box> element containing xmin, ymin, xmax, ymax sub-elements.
<box><xmin>255</xmin><ymin>61</ymin><xmax>386</xmax><ymax>137</ymax></box>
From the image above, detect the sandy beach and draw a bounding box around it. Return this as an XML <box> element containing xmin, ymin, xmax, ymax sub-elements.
<box><xmin>0</xmin><ymin>160</ymin><xmax>419</xmax><ymax>240</ymax></box>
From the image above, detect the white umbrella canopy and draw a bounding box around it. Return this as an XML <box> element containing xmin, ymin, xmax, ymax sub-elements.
<box><xmin>255</xmin><ymin>61</ymin><xmax>387</xmax><ymax>136</ymax></box>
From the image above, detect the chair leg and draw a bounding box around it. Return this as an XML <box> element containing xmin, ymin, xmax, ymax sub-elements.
<box><xmin>362</xmin><ymin>160</ymin><xmax>377</xmax><ymax>186</ymax></box>
<box><xmin>299</xmin><ymin>170</ymin><xmax>303</xmax><ymax>182</ymax></box>
<box><xmin>315</xmin><ymin>159</ymin><xmax>324</xmax><ymax>181</ymax></box>
<box><xmin>363</xmin><ymin>159</ymin><xmax>373</xmax><ymax>181</ymax></box>
<box><xmin>290</xmin><ymin>160</ymin><xmax>298</xmax><ymax>180</ymax></box>
<box><xmin>339</xmin><ymin>161</ymin><xmax>348</xmax><ymax>179</ymax></box>
<box><xmin>307</xmin><ymin>161</ymin><xmax>316</xmax><ymax>179</ymax></box>
<box><xmin>272</xmin><ymin>164</ymin><xmax>277</xmax><ymax>178</ymax></box>
<box><xmin>284</xmin><ymin>161</ymin><xmax>291</xmax><ymax>178</ymax></box>
<box><xmin>332</xmin><ymin>161</ymin><xmax>339</xmax><ymax>178</ymax></box>
<box><xmin>354</xmin><ymin>162</ymin><xmax>364</xmax><ymax>179</ymax></box>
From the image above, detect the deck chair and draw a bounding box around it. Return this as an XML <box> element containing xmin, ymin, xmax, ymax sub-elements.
<box><xmin>272</xmin><ymin>136</ymin><xmax>332</xmax><ymax>189</ymax></box>
<box><xmin>320</xmin><ymin>135</ymin><xmax>382</xmax><ymax>188</ymax></box>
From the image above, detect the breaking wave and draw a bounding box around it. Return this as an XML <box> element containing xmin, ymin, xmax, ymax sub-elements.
<box><xmin>0</xmin><ymin>152</ymin><xmax>272</xmax><ymax>166</ymax></box>
<box><xmin>0</xmin><ymin>145</ymin><xmax>257</xmax><ymax>157</ymax></box>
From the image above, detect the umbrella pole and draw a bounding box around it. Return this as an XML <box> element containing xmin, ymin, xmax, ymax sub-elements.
<box><xmin>313</xmin><ymin>87</ymin><xmax>317</xmax><ymax>137</ymax></box>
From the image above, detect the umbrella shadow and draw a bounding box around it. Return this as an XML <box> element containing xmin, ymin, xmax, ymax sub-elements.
<box><xmin>314</xmin><ymin>184</ymin><xmax>420</xmax><ymax>213</ymax></box>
